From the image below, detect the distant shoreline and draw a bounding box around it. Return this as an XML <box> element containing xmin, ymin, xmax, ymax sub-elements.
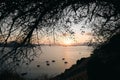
<box><xmin>0</xmin><ymin>41</ymin><xmax>96</xmax><ymax>47</ymax></box>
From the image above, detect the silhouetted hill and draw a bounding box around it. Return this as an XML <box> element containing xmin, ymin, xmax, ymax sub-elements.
<box><xmin>50</xmin><ymin>58</ymin><xmax>89</xmax><ymax>80</ymax></box>
<box><xmin>87</xmin><ymin>33</ymin><xmax>120</xmax><ymax>80</ymax></box>
<box><xmin>50</xmin><ymin>33</ymin><xmax>120</xmax><ymax>80</ymax></box>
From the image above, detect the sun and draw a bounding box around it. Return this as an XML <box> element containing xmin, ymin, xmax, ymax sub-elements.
<box><xmin>63</xmin><ymin>38</ymin><xmax>73</xmax><ymax>46</ymax></box>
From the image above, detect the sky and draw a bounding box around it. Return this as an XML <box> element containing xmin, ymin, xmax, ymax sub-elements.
<box><xmin>37</xmin><ymin>22</ymin><xmax>93</xmax><ymax>46</ymax></box>
<box><xmin>2</xmin><ymin>20</ymin><xmax>93</xmax><ymax>46</ymax></box>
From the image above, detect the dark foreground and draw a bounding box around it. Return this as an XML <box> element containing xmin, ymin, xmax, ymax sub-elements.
<box><xmin>0</xmin><ymin>33</ymin><xmax>120</xmax><ymax>80</ymax></box>
<box><xmin>51</xmin><ymin>33</ymin><xmax>120</xmax><ymax>80</ymax></box>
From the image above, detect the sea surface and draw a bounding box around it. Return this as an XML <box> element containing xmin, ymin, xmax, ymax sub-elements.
<box><xmin>17</xmin><ymin>46</ymin><xmax>93</xmax><ymax>79</ymax></box>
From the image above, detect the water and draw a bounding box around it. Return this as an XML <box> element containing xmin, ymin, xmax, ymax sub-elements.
<box><xmin>17</xmin><ymin>46</ymin><xmax>93</xmax><ymax>79</ymax></box>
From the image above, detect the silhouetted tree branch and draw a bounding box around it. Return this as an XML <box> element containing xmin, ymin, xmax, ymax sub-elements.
<box><xmin>0</xmin><ymin>0</ymin><xmax>120</xmax><ymax>70</ymax></box>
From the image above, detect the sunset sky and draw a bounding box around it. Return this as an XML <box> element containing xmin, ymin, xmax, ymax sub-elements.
<box><xmin>37</xmin><ymin>23</ymin><xmax>93</xmax><ymax>45</ymax></box>
<box><xmin>3</xmin><ymin>21</ymin><xmax>93</xmax><ymax>46</ymax></box>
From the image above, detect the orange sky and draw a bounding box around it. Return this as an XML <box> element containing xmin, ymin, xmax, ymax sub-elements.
<box><xmin>36</xmin><ymin>23</ymin><xmax>93</xmax><ymax>45</ymax></box>
<box><xmin>5</xmin><ymin>22</ymin><xmax>93</xmax><ymax>45</ymax></box>
<box><xmin>37</xmin><ymin>32</ymin><xmax>93</xmax><ymax>45</ymax></box>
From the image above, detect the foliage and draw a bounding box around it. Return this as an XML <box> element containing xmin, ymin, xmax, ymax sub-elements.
<box><xmin>0</xmin><ymin>0</ymin><xmax>120</xmax><ymax>70</ymax></box>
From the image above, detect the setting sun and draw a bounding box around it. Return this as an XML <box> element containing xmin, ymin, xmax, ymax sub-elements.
<box><xmin>63</xmin><ymin>38</ymin><xmax>73</xmax><ymax>46</ymax></box>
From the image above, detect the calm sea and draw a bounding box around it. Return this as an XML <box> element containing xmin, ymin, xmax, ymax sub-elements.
<box><xmin>17</xmin><ymin>46</ymin><xmax>93</xmax><ymax>79</ymax></box>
